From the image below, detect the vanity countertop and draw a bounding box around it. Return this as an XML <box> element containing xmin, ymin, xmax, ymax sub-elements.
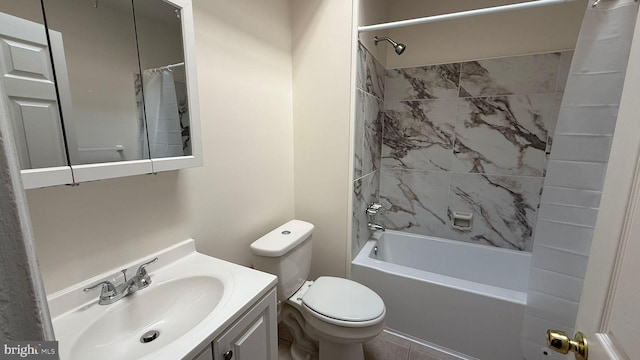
<box><xmin>48</xmin><ymin>239</ymin><xmax>277</xmax><ymax>360</ymax></box>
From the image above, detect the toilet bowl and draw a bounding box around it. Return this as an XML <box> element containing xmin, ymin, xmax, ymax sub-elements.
<box><xmin>250</xmin><ymin>220</ymin><xmax>386</xmax><ymax>360</ymax></box>
<box><xmin>289</xmin><ymin>277</ymin><xmax>385</xmax><ymax>360</ymax></box>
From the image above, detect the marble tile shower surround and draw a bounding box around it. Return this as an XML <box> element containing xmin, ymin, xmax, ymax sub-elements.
<box><xmin>357</xmin><ymin>42</ymin><xmax>386</xmax><ymax>100</ymax></box>
<box><xmin>379</xmin><ymin>170</ymin><xmax>543</xmax><ymax>251</ymax></box>
<box><xmin>354</xmin><ymin>42</ymin><xmax>385</xmax><ymax>180</ymax></box>
<box><xmin>352</xmin><ymin>43</ymin><xmax>385</xmax><ymax>259</ymax></box>
<box><xmin>352</xmin><ymin>171</ymin><xmax>380</xmax><ymax>260</ymax></box>
<box><xmin>455</xmin><ymin>94</ymin><xmax>559</xmax><ymax>176</ymax></box>
<box><xmin>379</xmin><ymin>51</ymin><xmax>572</xmax><ymax>251</ymax></box>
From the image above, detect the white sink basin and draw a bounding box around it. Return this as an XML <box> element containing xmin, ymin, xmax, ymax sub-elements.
<box><xmin>70</xmin><ymin>276</ymin><xmax>224</xmax><ymax>360</ymax></box>
<box><xmin>49</xmin><ymin>240</ymin><xmax>277</xmax><ymax>360</ymax></box>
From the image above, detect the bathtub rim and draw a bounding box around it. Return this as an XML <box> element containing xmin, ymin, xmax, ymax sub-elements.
<box><xmin>352</xmin><ymin>236</ymin><xmax>528</xmax><ymax>305</ymax></box>
<box><xmin>375</xmin><ymin>229</ymin><xmax>534</xmax><ymax>257</ymax></box>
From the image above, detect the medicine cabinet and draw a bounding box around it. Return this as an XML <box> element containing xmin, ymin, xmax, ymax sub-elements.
<box><xmin>0</xmin><ymin>0</ymin><xmax>202</xmax><ymax>188</ymax></box>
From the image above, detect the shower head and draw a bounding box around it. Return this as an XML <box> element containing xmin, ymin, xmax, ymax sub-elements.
<box><xmin>374</xmin><ymin>36</ymin><xmax>406</xmax><ymax>55</ymax></box>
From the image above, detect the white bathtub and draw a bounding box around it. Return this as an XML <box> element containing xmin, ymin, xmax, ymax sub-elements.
<box><xmin>351</xmin><ymin>230</ymin><xmax>531</xmax><ymax>360</ymax></box>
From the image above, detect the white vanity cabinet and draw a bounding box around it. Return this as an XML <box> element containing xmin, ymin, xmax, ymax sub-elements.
<box><xmin>191</xmin><ymin>289</ymin><xmax>278</xmax><ymax>360</ymax></box>
<box><xmin>214</xmin><ymin>289</ymin><xmax>277</xmax><ymax>360</ymax></box>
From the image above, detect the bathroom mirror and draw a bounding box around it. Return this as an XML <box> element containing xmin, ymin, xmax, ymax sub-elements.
<box><xmin>41</xmin><ymin>0</ymin><xmax>146</xmax><ymax>167</ymax></box>
<box><xmin>0</xmin><ymin>0</ymin><xmax>70</xmax><ymax>181</ymax></box>
<box><xmin>0</xmin><ymin>0</ymin><xmax>201</xmax><ymax>187</ymax></box>
<box><xmin>138</xmin><ymin>0</ymin><xmax>201</xmax><ymax>174</ymax></box>
<box><xmin>133</xmin><ymin>0</ymin><xmax>192</xmax><ymax>159</ymax></box>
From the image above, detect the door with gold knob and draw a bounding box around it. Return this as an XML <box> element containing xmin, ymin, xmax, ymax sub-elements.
<box><xmin>546</xmin><ymin>330</ymin><xmax>587</xmax><ymax>360</ymax></box>
<box><xmin>548</xmin><ymin>6</ymin><xmax>640</xmax><ymax>359</ymax></box>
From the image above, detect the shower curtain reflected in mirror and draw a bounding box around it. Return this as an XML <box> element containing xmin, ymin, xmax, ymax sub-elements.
<box><xmin>138</xmin><ymin>69</ymin><xmax>184</xmax><ymax>158</ymax></box>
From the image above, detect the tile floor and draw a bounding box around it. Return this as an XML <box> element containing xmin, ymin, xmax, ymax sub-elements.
<box><xmin>277</xmin><ymin>325</ymin><xmax>466</xmax><ymax>360</ymax></box>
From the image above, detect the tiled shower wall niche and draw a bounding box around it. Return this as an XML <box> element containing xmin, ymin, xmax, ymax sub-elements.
<box><xmin>352</xmin><ymin>42</ymin><xmax>385</xmax><ymax>259</ymax></box>
<box><xmin>379</xmin><ymin>51</ymin><xmax>573</xmax><ymax>251</ymax></box>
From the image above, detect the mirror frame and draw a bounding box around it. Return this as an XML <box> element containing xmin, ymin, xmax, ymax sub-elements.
<box><xmin>20</xmin><ymin>0</ymin><xmax>202</xmax><ymax>188</ymax></box>
<box><xmin>147</xmin><ymin>0</ymin><xmax>202</xmax><ymax>173</ymax></box>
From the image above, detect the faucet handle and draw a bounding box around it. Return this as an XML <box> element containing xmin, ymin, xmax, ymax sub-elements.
<box><xmin>136</xmin><ymin>257</ymin><xmax>158</xmax><ymax>277</ymax></box>
<box><xmin>366</xmin><ymin>202</ymin><xmax>383</xmax><ymax>215</ymax></box>
<box><xmin>83</xmin><ymin>281</ymin><xmax>116</xmax><ymax>296</ymax></box>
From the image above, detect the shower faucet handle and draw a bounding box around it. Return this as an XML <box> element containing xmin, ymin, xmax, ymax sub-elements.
<box><xmin>366</xmin><ymin>202</ymin><xmax>383</xmax><ymax>215</ymax></box>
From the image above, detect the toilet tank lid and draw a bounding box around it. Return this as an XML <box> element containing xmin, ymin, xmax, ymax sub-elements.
<box><xmin>250</xmin><ymin>220</ymin><xmax>314</xmax><ymax>257</ymax></box>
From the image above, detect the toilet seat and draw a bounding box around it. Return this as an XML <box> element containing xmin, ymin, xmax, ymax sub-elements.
<box><xmin>300</xmin><ymin>276</ymin><xmax>385</xmax><ymax>327</ymax></box>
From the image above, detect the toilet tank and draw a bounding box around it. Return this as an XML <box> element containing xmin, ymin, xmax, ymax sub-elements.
<box><xmin>250</xmin><ymin>220</ymin><xmax>314</xmax><ymax>302</ymax></box>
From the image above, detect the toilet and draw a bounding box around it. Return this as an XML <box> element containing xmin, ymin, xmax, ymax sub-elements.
<box><xmin>250</xmin><ymin>220</ymin><xmax>386</xmax><ymax>360</ymax></box>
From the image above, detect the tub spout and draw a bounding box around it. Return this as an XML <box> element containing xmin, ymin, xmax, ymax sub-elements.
<box><xmin>368</xmin><ymin>223</ymin><xmax>386</xmax><ymax>231</ymax></box>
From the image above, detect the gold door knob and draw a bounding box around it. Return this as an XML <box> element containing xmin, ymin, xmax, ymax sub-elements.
<box><xmin>547</xmin><ymin>330</ymin><xmax>588</xmax><ymax>360</ymax></box>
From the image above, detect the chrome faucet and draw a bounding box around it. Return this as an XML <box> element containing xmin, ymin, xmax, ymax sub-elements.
<box><xmin>83</xmin><ymin>257</ymin><xmax>158</xmax><ymax>305</ymax></box>
<box><xmin>366</xmin><ymin>202</ymin><xmax>386</xmax><ymax>232</ymax></box>
<box><xmin>368</xmin><ymin>223</ymin><xmax>386</xmax><ymax>231</ymax></box>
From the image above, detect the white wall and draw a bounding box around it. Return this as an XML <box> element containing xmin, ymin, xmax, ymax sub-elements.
<box><xmin>26</xmin><ymin>0</ymin><xmax>295</xmax><ymax>294</ymax></box>
<box><xmin>0</xmin><ymin>0</ymin><xmax>44</xmax><ymax>24</ymax></box>
<box><xmin>292</xmin><ymin>0</ymin><xmax>355</xmax><ymax>278</ymax></box>
<box><xmin>384</xmin><ymin>0</ymin><xmax>586</xmax><ymax>68</ymax></box>
<box><xmin>358</xmin><ymin>0</ymin><xmax>389</xmax><ymax>66</ymax></box>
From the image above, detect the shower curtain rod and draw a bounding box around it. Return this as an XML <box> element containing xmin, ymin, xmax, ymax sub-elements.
<box><xmin>358</xmin><ymin>0</ymin><xmax>579</xmax><ymax>33</ymax></box>
<box><xmin>147</xmin><ymin>62</ymin><xmax>185</xmax><ymax>72</ymax></box>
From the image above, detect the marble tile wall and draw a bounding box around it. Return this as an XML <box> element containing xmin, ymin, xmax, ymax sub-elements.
<box><xmin>352</xmin><ymin>42</ymin><xmax>385</xmax><ymax>259</ymax></box>
<box><xmin>379</xmin><ymin>51</ymin><xmax>573</xmax><ymax>251</ymax></box>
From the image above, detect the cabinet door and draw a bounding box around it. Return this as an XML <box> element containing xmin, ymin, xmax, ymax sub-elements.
<box><xmin>214</xmin><ymin>290</ymin><xmax>277</xmax><ymax>360</ymax></box>
<box><xmin>191</xmin><ymin>344</ymin><xmax>213</xmax><ymax>360</ymax></box>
